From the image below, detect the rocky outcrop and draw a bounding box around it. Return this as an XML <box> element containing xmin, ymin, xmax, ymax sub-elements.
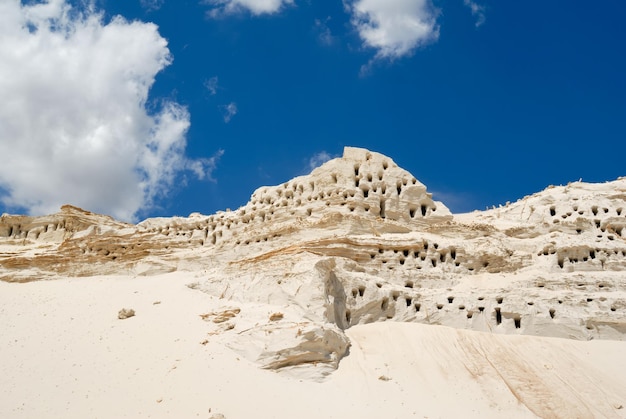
<box><xmin>2</xmin><ymin>147</ymin><xmax>626</xmax><ymax>376</ymax></box>
<box><xmin>225</xmin><ymin>322</ymin><xmax>350</xmax><ymax>380</ymax></box>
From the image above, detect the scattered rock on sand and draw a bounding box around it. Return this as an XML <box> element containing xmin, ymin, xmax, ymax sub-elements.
<box><xmin>269</xmin><ymin>312</ymin><xmax>284</xmax><ymax>321</ymax></box>
<box><xmin>200</xmin><ymin>308</ymin><xmax>240</xmax><ymax>323</ymax></box>
<box><xmin>118</xmin><ymin>308</ymin><xmax>135</xmax><ymax>319</ymax></box>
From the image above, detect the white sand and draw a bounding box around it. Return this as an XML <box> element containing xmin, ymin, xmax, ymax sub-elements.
<box><xmin>2</xmin><ymin>273</ymin><xmax>625</xmax><ymax>419</ymax></box>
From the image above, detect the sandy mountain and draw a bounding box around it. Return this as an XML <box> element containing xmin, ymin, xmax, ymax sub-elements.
<box><xmin>1</xmin><ymin>147</ymin><xmax>625</xmax><ymax>418</ymax></box>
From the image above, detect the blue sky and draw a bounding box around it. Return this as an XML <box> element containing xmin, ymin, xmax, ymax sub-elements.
<box><xmin>0</xmin><ymin>0</ymin><xmax>625</xmax><ymax>221</ymax></box>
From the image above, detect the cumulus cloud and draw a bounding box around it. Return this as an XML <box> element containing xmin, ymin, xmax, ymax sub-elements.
<box><xmin>203</xmin><ymin>0</ymin><xmax>293</xmax><ymax>17</ymax></box>
<box><xmin>220</xmin><ymin>102</ymin><xmax>238</xmax><ymax>123</ymax></box>
<box><xmin>308</xmin><ymin>151</ymin><xmax>334</xmax><ymax>172</ymax></box>
<box><xmin>0</xmin><ymin>0</ymin><xmax>217</xmax><ymax>221</ymax></box>
<box><xmin>345</xmin><ymin>0</ymin><xmax>439</xmax><ymax>60</ymax></box>
<box><xmin>463</xmin><ymin>0</ymin><xmax>486</xmax><ymax>27</ymax></box>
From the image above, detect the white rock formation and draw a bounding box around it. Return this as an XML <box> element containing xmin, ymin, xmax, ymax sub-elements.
<box><xmin>1</xmin><ymin>146</ymin><xmax>626</xmax><ymax>381</ymax></box>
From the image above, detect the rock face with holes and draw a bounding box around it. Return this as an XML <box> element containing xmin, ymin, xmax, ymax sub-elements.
<box><xmin>1</xmin><ymin>146</ymin><xmax>626</xmax><ymax>377</ymax></box>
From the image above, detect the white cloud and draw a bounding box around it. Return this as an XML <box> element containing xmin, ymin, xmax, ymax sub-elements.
<box><xmin>0</xmin><ymin>0</ymin><xmax>218</xmax><ymax>222</ymax></box>
<box><xmin>314</xmin><ymin>17</ymin><xmax>335</xmax><ymax>46</ymax></box>
<box><xmin>429</xmin><ymin>189</ymin><xmax>478</xmax><ymax>213</ymax></box>
<box><xmin>205</xmin><ymin>76</ymin><xmax>219</xmax><ymax>95</ymax></box>
<box><xmin>463</xmin><ymin>0</ymin><xmax>486</xmax><ymax>27</ymax></box>
<box><xmin>186</xmin><ymin>149</ymin><xmax>224</xmax><ymax>181</ymax></box>
<box><xmin>203</xmin><ymin>0</ymin><xmax>294</xmax><ymax>17</ymax></box>
<box><xmin>345</xmin><ymin>0</ymin><xmax>439</xmax><ymax>60</ymax></box>
<box><xmin>308</xmin><ymin>151</ymin><xmax>334</xmax><ymax>172</ymax></box>
<box><xmin>220</xmin><ymin>102</ymin><xmax>238</xmax><ymax>123</ymax></box>
<box><xmin>140</xmin><ymin>0</ymin><xmax>164</xmax><ymax>12</ymax></box>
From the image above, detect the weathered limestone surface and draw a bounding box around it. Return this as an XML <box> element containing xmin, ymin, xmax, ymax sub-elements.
<box><xmin>2</xmin><ymin>146</ymin><xmax>626</xmax><ymax>376</ymax></box>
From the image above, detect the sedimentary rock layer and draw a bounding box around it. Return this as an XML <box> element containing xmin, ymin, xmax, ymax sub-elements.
<box><xmin>2</xmin><ymin>147</ymin><xmax>626</xmax><ymax>376</ymax></box>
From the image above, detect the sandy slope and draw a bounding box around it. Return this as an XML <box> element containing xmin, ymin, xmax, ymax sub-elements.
<box><xmin>2</xmin><ymin>148</ymin><xmax>625</xmax><ymax>418</ymax></box>
<box><xmin>2</xmin><ymin>274</ymin><xmax>625</xmax><ymax>419</ymax></box>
